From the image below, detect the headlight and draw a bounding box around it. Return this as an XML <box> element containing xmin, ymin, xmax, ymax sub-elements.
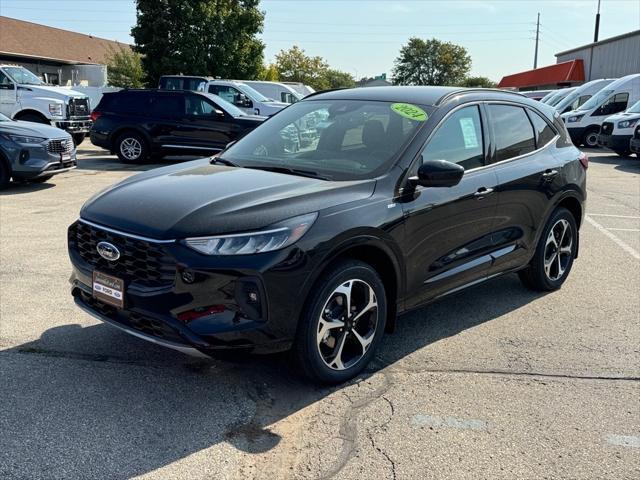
<box><xmin>567</xmin><ymin>114</ymin><xmax>584</xmax><ymax>123</ymax></box>
<box><xmin>184</xmin><ymin>212</ymin><xmax>318</xmax><ymax>255</ymax></box>
<box><xmin>618</xmin><ymin>119</ymin><xmax>638</xmax><ymax>129</ymax></box>
<box><xmin>8</xmin><ymin>134</ymin><xmax>46</xmax><ymax>145</ymax></box>
<box><xmin>49</xmin><ymin>103</ymin><xmax>63</xmax><ymax>116</ymax></box>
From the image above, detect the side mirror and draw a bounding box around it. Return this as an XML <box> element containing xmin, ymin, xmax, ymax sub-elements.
<box><xmin>214</xmin><ymin>109</ymin><xmax>225</xmax><ymax>119</ymax></box>
<box><xmin>410</xmin><ymin>159</ymin><xmax>464</xmax><ymax>188</ymax></box>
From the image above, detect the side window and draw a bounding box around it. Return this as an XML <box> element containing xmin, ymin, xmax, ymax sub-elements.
<box><xmin>185</xmin><ymin>95</ymin><xmax>218</xmax><ymax>116</ymax></box>
<box><xmin>0</xmin><ymin>71</ymin><xmax>14</xmax><ymax>88</ymax></box>
<box><xmin>594</xmin><ymin>92</ymin><xmax>629</xmax><ymax>116</ymax></box>
<box><xmin>422</xmin><ymin>105</ymin><xmax>485</xmax><ymax>170</ymax></box>
<box><xmin>489</xmin><ymin>104</ymin><xmax>536</xmax><ymax>162</ymax></box>
<box><xmin>151</xmin><ymin>95</ymin><xmax>184</xmax><ymax>118</ymax></box>
<box><xmin>527</xmin><ymin>110</ymin><xmax>557</xmax><ymax>148</ymax></box>
<box><xmin>209</xmin><ymin>85</ymin><xmax>242</xmax><ymax>105</ymax></box>
<box><xmin>109</xmin><ymin>93</ymin><xmax>151</xmax><ymax>115</ymax></box>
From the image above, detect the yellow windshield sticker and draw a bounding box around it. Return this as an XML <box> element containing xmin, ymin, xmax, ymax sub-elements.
<box><xmin>390</xmin><ymin>103</ymin><xmax>428</xmax><ymax>121</ymax></box>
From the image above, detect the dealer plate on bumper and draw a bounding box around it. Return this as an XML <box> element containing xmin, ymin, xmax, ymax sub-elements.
<box><xmin>93</xmin><ymin>271</ymin><xmax>124</xmax><ymax>308</ymax></box>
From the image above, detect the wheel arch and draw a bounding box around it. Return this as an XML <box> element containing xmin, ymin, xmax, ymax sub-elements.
<box><xmin>110</xmin><ymin>126</ymin><xmax>152</xmax><ymax>151</ymax></box>
<box><xmin>13</xmin><ymin>109</ymin><xmax>49</xmax><ymax>123</ymax></box>
<box><xmin>302</xmin><ymin>236</ymin><xmax>404</xmax><ymax>333</ymax></box>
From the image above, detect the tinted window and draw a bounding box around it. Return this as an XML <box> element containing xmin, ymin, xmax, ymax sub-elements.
<box><xmin>528</xmin><ymin>110</ymin><xmax>556</xmax><ymax>148</ymax></box>
<box><xmin>160</xmin><ymin>77</ymin><xmax>206</xmax><ymax>91</ymax></box>
<box><xmin>208</xmin><ymin>85</ymin><xmax>242</xmax><ymax>104</ymax></box>
<box><xmin>102</xmin><ymin>93</ymin><xmax>151</xmax><ymax>115</ymax></box>
<box><xmin>150</xmin><ymin>94</ymin><xmax>184</xmax><ymax>118</ymax></box>
<box><xmin>422</xmin><ymin>105</ymin><xmax>484</xmax><ymax>170</ymax></box>
<box><xmin>185</xmin><ymin>95</ymin><xmax>218</xmax><ymax>116</ymax></box>
<box><xmin>489</xmin><ymin>105</ymin><xmax>536</xmax><ymax>162</ymax></box>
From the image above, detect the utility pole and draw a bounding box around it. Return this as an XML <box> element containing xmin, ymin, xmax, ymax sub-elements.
<box><xmin>534</xmin><ymin>12</ymin><xmax>540</xmax><ymax>69</ymax></box>
<box><xmin>594</xmin><ymin>0</ymin><xmax>601</xmax><ymax>42</ymax></box>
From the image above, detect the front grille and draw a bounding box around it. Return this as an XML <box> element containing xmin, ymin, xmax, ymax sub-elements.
<box><xmin>78</xmin><ymin>291</ymin><xmax>184</xmax><ymax>343</ymax></box>
<box><xmin>600</xmin><ymin>122</ymin><xmax>614</xmax><ymax>135</ymax></box>
<box><xmin>69</xmin><ymin>221</ymin><xmax>176</xmax><ymax>288</ymax></box>
<box><xmin>68</xmin><ymin>97</ymin><xmax>90</xmax><ymax>118</ymax></box>
<box><xmin>47</xmin><ymin>138</ymin><xmax>74</xmax><ymax>154</ymax></box>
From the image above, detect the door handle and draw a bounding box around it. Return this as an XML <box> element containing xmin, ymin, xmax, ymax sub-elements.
<box><xmin>474</xmin><ymin>187</ymin><xmax>494</xmax><ymax>197</ymax></box>
<box><xmin>542</xmin><ymin>169</ymin><xmax>559</xmax><ymax>179</ymax></box>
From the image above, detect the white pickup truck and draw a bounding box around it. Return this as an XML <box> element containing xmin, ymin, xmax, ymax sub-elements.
<box><xmin>0</xmin><ymin>65</ymin><xmax>92</xmax><ymax>145</ymax></box>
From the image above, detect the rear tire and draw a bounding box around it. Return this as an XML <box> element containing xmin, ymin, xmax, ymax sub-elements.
<box><xmin>115</xmin><ymin>132</ymin><xmax>148</xmax><ymax>163</ymax></box>
<box><xmin>292</xmin><ymin>260</ymin><xmax>387</xmax><ymax>384</ymax></box>
<box><xmin>581</xmin><ymin>128</ymin><xmax>599</xmax><ymax>148</ymax></box>
<box><xmin>519</xmin><ymin>207</ymin><xmax>577</xmax><ymax>291</ymax></box>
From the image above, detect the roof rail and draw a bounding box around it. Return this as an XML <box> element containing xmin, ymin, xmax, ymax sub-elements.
<box><xmin>436</xmin><ymin>88</ymin><xmax>525</xmax><ymax>106</ymax></box>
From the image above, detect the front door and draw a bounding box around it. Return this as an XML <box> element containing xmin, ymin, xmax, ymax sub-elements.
<box><xmin>401</xmin><ymin>104</ymin><xmax>499</xmax><ymax>308</ymax></box>
<box><xmin>182</xmin><ymin>94</ymin><xmax>237</xmax><ymax>152</ymax></box>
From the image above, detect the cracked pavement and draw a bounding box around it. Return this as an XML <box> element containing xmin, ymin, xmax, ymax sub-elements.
<box><xmin>1</xmin><ymin>145</ymin><xmax>639</xmax><ymax>479</ymax></box>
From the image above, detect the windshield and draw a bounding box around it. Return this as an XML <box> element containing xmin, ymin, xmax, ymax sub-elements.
<box><xmin>201</xmin><ymin>92</ymin><xmax>246</xmax><ymax>117</ymax></box>
<box><xmin>222</xmin><ymin>100</ymin><xmax>430</xmax><ymax>181</ymax></box>
<box><xmin>540</xmin><ymin>90</ymin><xmax>558</xmax><ymax>103</ymax></box>
<box><xmin>237</xmin><ymin>83</ymin><xmax>270</xmax><ymax>102</ymax></box>
<box><xmin>554</xmin><ymin>90</ymin><xmax>582</xmax><ymax>112</ymax></box>
<box><xmin>547</xmin><ymin>89</ymin><xmax>575</xmax><ymax>107</ymax></box>
<box><xmin>0</xmin><ymin>113</ymin><xmax>11</xmax><ymax>121</ymax></box>
<box><xmin>4</xmin><ymin>66</ymin><xmax>44</xmax><ymax>85</ymax></box>
<box><xmin>577</xmin><ymin>89</ymin><xmax>614</xmax><ymax>111</ymax></box>
<box><xmin>627</xmin><ymin>100</ymin><xmax>640</xmax><ymax>113</ymax></box>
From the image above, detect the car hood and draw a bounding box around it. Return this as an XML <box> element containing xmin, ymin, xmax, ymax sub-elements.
<box><xmin>0</xmin><ymin>120</ymin><xmax>71</xmax><ymax>139</ymax></box>
<box><xmin>80</xmin><ymin>158</ymin><xmax>376</xmax><ymax>240</ymax></box>
<box><xmin>604</xmin><ymin>112</ymin><xmax>640</xmax><ymax>122</ymax></box>
<box><xmin>20</xmin><ymin>84</ymin><xmax>88</xmax><ymax>99</ymax></box>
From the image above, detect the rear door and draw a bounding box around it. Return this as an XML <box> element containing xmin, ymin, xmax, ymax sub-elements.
<box><xmin>401</xmin><ymin>104</ymin><xmax>500</xmax><ymax>308</ymax></box>
<box><xmin>148</xmin><ymin>92</ymin><xmax>186</xmax><ymax>150</ymax></box>
<box><xmin>487</xmin><ymin>103</ymin><xmax>565</xmax><ymax>274</ymax></box>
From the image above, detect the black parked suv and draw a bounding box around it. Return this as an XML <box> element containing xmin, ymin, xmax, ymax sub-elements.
<box><xmin>90</xmin><ymin>90</ymin><xmax>265</xmax><ymax>163</ymax></box>
<box><xmin>70</xmin><ymin>86</ymin><xmax>587</xmax><ymax>383</ymax></box>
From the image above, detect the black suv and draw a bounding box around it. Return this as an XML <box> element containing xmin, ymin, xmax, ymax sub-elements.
<box><xmin>70</xmin><ymin>87</ymin><xmax>587</xmax><ymax>383</ymax></box>
<box><xmin>90</xmin><ymin>90</ymin><xmax>265</xmax><ymax>163</ymax></box>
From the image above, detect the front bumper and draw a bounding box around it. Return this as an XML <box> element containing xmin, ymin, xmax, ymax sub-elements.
<box><xmin>597</xmin><ymin>133</ymin><xmax>632</xmax><ymax>152</ymax></box>
<box><xmin>55</xmin><ymin>119</ymin><xmax>92</xmax><ymax>134</ymax></box>
<box><xmin>4</xmin><ymin>141</ymin><xmax>77</xmax><ymax>180</ymax></box>
<box><xmin>630</xmin><ymin>137</ymin><xmax>640</xmax><ymax>154</ymax></box>
<box><xmin>68</xmin><ymin>219</ymin><xmax>311</xmax><ymax>355</ymax></box>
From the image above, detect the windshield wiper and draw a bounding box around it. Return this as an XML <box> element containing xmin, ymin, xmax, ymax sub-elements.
<box><xmin>209</xmin><ymin>156</ymin><xmax>240</xmax><ymax>167</ymax></box>
<box><xmin>244</xmin><ymin>165</ymin><xmax>331</xmax><ymax>180</ymax></box>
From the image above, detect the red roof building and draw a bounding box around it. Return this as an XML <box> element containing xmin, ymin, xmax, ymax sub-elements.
<box><xmin>498</xmin><ymin>59</ymin><xmax>585</xmax><ymax>90</ymax></box>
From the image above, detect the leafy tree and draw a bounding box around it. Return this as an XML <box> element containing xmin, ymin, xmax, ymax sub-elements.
<box><xmin>459</xmin><ymin>76</ymin><xmax>497</xmax><ymax>88</ymax></box>
<box><xmin>321</xmin><ymin>68</ymin><xmax>356</xmax><ymax>89</ymax></box>
<box><xmin>392</xmin><ymin>37</ymin><xmax>471</xmax><ymax>86</ymax></box>
<box><xmin>274</xmin><ymin>46</ymin><xmax>329</xmax><ymax>90</ymax></box>
<box><xmin>259</xmin><ymin>64</ymin><xmax>280</xmax><ymax>81</ymax></box>
<box><xmin>132</xmin><ymin>0</ymin><xmax>265</xmax><ymax>86</ymax></box>
<box><xmin>105</xmin><ymin>45</ymin><xmax>145</xmax><ymax>88</ymax></box>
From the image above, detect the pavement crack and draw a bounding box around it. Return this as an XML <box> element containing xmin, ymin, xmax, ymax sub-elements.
<box><xmin>368</xmin><ymin>431</ymin><xmax>397</xmax><ymax>480</ymax></box>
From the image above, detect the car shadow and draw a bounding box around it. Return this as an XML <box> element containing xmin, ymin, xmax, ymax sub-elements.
<box><xmin>587</xmin><ymin>152</ymin><xmax>640</xmax><ymax>174</ymax></box>
<box><xmin>76</xmin><ymin>153</ymin><xmax>203</xmax><ymax>172</ymax></box>
<box><xmin>2</xmin><ymin>273</ymin><xmax>545</xmax><ymax>478</ymax></box>
<box><xmin>0</xmin><ymin>180</ymin><xmax>55</xmax><ymax>195</ymax></box>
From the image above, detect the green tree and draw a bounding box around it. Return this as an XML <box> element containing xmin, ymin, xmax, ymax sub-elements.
<box><xmin>392</xmin><ymin>37</ymin><xmax>471</xmax><ymax>86</ymax></box>
<box><xmin>105</xmin><ymin>45</ymin><xmax>145</xmax><ymax>88</ymax></box>
<box><xmin>132</xmin><ymin>0</ymin><xmax>265</xmax><ymax>86</ymax></box>
<box><xmin>321</xmin><ymin>68</ymin><xmax>356</xmax><ymax>89</ymax></box>
<box><xmin>259</xmin><ymin>64</ymin><xmax>280</xmax><ymax>81</ymax></box>
<box><xmin>458</xmin><ymin>76</ymin><xmax>497</xmax><ymax>88</ymax></box>
<box><xmin>274</xmin><ymin>46</ymin><xmax>329</xmax><ymax>90</ymax></box>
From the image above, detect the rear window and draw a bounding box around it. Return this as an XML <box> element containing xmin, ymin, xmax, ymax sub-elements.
<box><xmin>489</xmin><ymin>104</ymin><xmax>536</xmax><ymax>162</ymax></box>
<box><xmin>527</xmin><ymin>110</ymin><xmax>557</xmax><ymax>148</ymax></box>
<box><xmin>150</xmin><ymin>94</ymin><xmax>185</xmax><ymax>118</ymax></box>
<box><xmin>159</xmin><ymin>77</ymin><xmax>207</xmax><ymax>91</ymax></box>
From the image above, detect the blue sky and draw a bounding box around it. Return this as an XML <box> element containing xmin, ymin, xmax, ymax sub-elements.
<box><xmin>1</xmin><ymin>0</ymin><xmax>639</xmax><ymax>81</ymax></box>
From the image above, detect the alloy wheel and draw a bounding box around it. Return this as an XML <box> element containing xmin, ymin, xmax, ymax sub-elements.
<box><xmin>120</xmin><ymin>138</ymin><xmax>142</xmax><ymax>160</ymax></box>
<box><xmin>316</xmin><ymin>279</ymin><xmax>379</xmax><ymax>371</ymax></box>
<box><xmin>544</xmin><ymin>218</ymin><xmax>573</xmax><ymax>281</ymax></box>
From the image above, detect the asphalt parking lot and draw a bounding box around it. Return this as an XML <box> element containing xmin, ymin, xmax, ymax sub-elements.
<box><xmin>1</xmin><ymin>144</ymin><xmax>638</xmax><ymax>479</ymax></box>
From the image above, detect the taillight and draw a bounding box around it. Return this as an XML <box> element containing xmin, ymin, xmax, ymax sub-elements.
<box><xmin>579</xmin><ymin>152</ymin><xmax>588</xmax><ymax>170</ymax></box>
<box><xmin>90</xmin><ymin>111</ymin><xmax>102</xmax><ymax>122</ymax></box>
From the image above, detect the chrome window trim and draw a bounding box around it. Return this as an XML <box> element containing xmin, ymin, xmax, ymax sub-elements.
<box><xmin>78</xmin><ymin>218</ymin><xmax>176</xmax><ymax>244</ymax></box>
<box><xmin>161</xmin><ymin>144</ymin><xmax>222</xmax><ymax>151</ymax></box>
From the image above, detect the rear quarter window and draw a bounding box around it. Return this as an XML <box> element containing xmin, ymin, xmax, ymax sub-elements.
<box><xmin>101</xmin><ymin>93</ymin><xmax>151</xmax><ymax>115</ymax></box>
<box><xmin>488</xmin><ymin>104</ymin><xmax>536</xmax><ymax>162</ymax></box>
<box><xmin>527</xmin><ymin>110</ymin><xmax>557</xmax><ymax>148</ymax></box>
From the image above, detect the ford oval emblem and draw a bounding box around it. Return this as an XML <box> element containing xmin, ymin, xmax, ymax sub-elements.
<box><xmin>97</xmin><ymin>241</ymin><xmax>120</xmax><ymax>261</ymax></box>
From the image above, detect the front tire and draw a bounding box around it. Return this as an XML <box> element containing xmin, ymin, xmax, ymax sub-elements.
<box><xmin>582</xmin><ymin>128</ymin><xmax>599</xmax><ymax>148</ymax></box>
<box><xmin>115</xmin><ymin>132</ymin><xmax>148</xmax><ymax>163</ymax></box>
<box><xmin>0</xmin><ymin>160</ymin><xmax>11</xmax><ymax>189</ymax></box>
<box><xmin>72</xmin><ymin>133</ymin><xmax>86</xmax><ymax>146</ymax></box>
<box><xmin>292</xmin><ymin>260</ymin><xmax>387</xmax><ymax>384</ymax></box>
<box><xmin>519</xmin><ymin>207</ymin><xmax>577</xmax><ymax>291</ymax></box>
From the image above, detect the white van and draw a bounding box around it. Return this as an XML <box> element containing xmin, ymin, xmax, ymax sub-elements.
<box><xmin>205</xmin><ymin>80</ymin><xmax>288</xmax><ymax>116</ymax></box>
<box><xmin>545</xmin><ymin>87</ymin><xmax>577</xmax><ymax>107</ymax></box>
<box><xmin>596</xmin><ymin>100</ymin><xmax>640</xmax><ymax>156</ymax></box>
<box><xmin>561</xmin><ymin>73</ymin><xmax>640</xmax><ymax>147</ymax></box>
<box><xmin>242</xmin><ymin>81</ymin><xmax>302</xmax><ymax>104</ymax></box>
<box><xmin>553</xmin><ymin>78</ymin><xmax>617</xmax><ymax>114</ymax></box>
